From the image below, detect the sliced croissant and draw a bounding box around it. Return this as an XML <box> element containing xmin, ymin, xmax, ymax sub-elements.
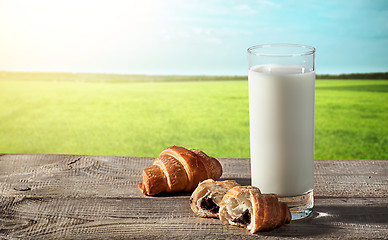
<box><xmin>219</xmin><ymin>186</ymin><xmax>291</xmax><ymax>233</ymax></box>
<box><xmin>190</xmin><ymin>179</ymin><xmax>240</xmax><ymax>218</ymax></box>
<box><xmin>138</xmin><ymin>146</ymin><xmax>222</xmax><ymax>195</ymax></box>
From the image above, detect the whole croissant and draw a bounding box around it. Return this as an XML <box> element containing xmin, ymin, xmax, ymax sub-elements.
<box><xmin>138</xmin><ymin>146</ymin><xmax>222</xmax><ymax>195</ymax></box>
<box><xmin>219</xmin><ymin>186</ymin><xmax>291</xmax><ymax>233</ymax></box>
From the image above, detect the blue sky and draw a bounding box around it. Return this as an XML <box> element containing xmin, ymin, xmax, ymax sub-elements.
<box><xmin>0</xmin><ymin>0</ymin><xmax>387</xmax><ymax>75</ymax></box>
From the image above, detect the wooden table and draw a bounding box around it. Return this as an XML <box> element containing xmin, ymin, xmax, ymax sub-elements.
<box><xmin>0</xmin><ymin>154</ymin><xmax>387</xmax><ymax>239</ymax></box>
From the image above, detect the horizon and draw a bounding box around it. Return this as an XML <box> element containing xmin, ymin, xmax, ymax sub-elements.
<box><xmin>2</xmin><ymin>70</ymin><xmax>387</xmax><ymax>79</ymax></box>
<box><xmin>1</xmin><ymin>0</ymin><xmax>387</xmax><ymax>75</ymax></box>
<box><xmin>1</xmin><ymin>70</ymin><xmax>388</xmax><ymax>76</ymax></box>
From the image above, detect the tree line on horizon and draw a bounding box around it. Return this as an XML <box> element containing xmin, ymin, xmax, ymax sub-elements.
<box><xmin>316</xmin><ymin>72</ymin><xmax>388</xmax><ymax>79</ymax></box>
<box><xmin>0</xmin><ymin>71</ymin><xmax>387</xmax><ymax>82</ymax></box>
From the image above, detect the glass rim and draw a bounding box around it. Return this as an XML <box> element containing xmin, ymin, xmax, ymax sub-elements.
<box><xmin>247</xmin><ymin>44</ymin><xmax>316</xmax><ymax>57</ymax></box>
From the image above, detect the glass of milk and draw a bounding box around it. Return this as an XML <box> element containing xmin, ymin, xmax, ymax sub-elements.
<box><xmin>247</xmin><ymin>44</ymin><xmax>315</xmax><ymax>220</ymax></box>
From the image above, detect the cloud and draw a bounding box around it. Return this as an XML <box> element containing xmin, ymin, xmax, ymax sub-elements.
<box><xmin>256</xmin><ymin>0</ymin><xmax>279</xmax><ymax>8</ymax></box>
<box><xmin>206</xmin><ymin>37</ymin><xmax>223</xmax><ymax>45</ymax></box>
<box><xmin>235</xmin><ymin>4</ymin><xmax>257</xmax><ymax>15</ymax></box>
<box><xmin>190</xmin><ymin>27</ymin><xmax>223</xmax><ymax>44</ymax></box>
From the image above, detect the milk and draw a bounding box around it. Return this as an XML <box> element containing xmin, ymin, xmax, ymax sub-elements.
<box><xmin>248</xmin><ymin>64</ymin><xmax>315</xmax><ymax>197</ymax></box>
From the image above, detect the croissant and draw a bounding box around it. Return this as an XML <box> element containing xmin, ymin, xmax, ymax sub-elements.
<box><xmin>219</xmin><ymin>186</ymin><xmax>291</xmax><ymax>233</ymax></box>
<box><xmin>138</xmin><ymin>146</ymin><xmax>222</xmax><ymax>195</ymax></box>
<box><xmin>190</xmin><ymin>179</ymin><xmax>240</xmax><ymax>218</ymax></box>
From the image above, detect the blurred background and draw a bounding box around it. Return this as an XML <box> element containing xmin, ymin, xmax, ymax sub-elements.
<box><xmin>1</xmin><ymin>0</ymin><xmax>388</xmax><ymax>74</ymax></box>
<box><xmin>0</xmin><ymin>0</ymin><xmax>387</xmax><ymax>159</ymax></box>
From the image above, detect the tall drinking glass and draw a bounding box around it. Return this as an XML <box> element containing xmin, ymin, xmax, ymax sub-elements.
<box><xmin>247</xmin><ymin>44</ymin><xmax>315</xmax><ymax>220</ymax></box>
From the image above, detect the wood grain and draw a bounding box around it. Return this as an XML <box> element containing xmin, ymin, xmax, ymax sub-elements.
<box><xmin>0</xmin><ymin>154</ymin><xmax>387</xmax><ymax>239</ymax></box>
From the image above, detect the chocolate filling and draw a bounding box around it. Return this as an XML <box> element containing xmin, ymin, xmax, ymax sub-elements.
<box><xmin>232</xmin><ymin>209</ymin><xmax>251</xmax><ymax>225</ymax></box>
<box><xmin>200</xmin><ymin>196</ymin><xmax>219</xmax><ymax>214</ymax></box>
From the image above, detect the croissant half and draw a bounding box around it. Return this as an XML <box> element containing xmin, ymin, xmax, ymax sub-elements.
<box><xmin>138</xmin><ymin>146</ymin><xmax>222</xmax><ymax>195</ymax></box>
<box><xmin>190</xmin><ymin>179</ymin><xmax>240</xmax><ymax>218</ymax></box>
<box><xmin>219</xmin><ymin>186</ymin><xmax>291</xmax><ymax>233</ymax></box>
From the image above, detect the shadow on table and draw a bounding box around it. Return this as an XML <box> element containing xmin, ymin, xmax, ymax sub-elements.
<box><xmin>313</xmin><ymin>205</ymin><xmax>388</xmax><ymax>224</ymax></box>
<box><xmin>257</xmin><ymin>204</ymin><xmax>387</xmax><ymax>238</ymax></box>
<box><xmin>147</xmin><ymin>178</ymin><xmax>251</xmax><ymax>197</ymax></box>
<box><xmin>220</xmin><ymin>177</ymin><xmax>251</xmax><ymax>186</ymax></box>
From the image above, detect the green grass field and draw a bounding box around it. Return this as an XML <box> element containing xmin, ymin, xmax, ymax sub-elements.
<box><xmin>1</xmin><ymin>78</ymin><xmax>387</xmax><ymax>159</ymax></box>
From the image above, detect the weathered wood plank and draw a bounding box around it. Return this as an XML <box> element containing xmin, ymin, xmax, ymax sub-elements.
<box><xmin>0</xmin><ymin>154</ymin><xmax>387</xmax><ymax>239</ymax></box>
<box><xmin>0</xmin><ymin>154</ymin><xmax>387</xmax><ymax>198</ymax></box>
<box><xmin>1</xmin><ymin>196</ymin><xmax>387</xmax><ymax>239</ymax></box>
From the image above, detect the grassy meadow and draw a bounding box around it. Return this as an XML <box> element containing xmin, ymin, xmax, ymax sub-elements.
<box><xmin>0</xmin><ymin>74</ymin><xmax>387</xmax><ymax>159</ymax></box>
